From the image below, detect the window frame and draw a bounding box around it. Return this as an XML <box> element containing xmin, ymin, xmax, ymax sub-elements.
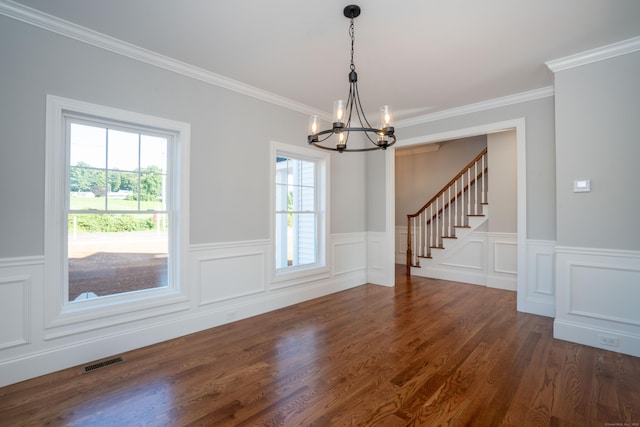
<box><xmin>270</xmin><ymin>141</ymin><xmax>330</xmax><ymax>286</ymax></box>
<box><xmin>44</xmin><ymin>95</ymin><xmax>190</xmax><ymax>330</ymax></box>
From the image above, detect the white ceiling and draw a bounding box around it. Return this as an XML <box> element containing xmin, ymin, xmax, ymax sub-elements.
<box><xmin>9</xmin><ymin>0</ymin><xmax>640</xmax><ymax>122</ymax></box>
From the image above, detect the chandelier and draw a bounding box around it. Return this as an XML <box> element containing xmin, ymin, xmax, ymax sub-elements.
<box><xmin>307</xmin><ymin>5</ymin><xmax>396</xmax><ymax>153</ymax></box>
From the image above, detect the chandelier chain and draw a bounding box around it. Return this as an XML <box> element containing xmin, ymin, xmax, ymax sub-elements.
<box><xmin>349</xmin><ymin>18</ymin><xmax>356</xmax><ymax>71</ymax></box>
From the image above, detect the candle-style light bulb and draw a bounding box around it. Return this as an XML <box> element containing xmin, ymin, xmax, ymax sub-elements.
<box><xmin>333</xmin><ymin>100</ymin><xmax>345</xmax><ymax>126</ymax></box>
<box><xmin>380</xmin><ymin>105</ymin><xmax>392</xmax><ymax>128</ymax></box>
<box><xmin>309</xmin><ymin>115</ymin><xmax>319</xmax><ymax>135</ymax></box>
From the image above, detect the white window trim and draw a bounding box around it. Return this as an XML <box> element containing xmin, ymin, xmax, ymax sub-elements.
<box><xmin>270</xmin><ymin>141</ymin><xmax>330</xmax><ymax>287</ymax></box>
<box><xmin>44</xmin><ymin>95</ymin><xmax>190</xmax><ymax>332</ymax></box>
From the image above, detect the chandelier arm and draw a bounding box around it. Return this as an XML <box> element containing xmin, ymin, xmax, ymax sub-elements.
<box><xmin>310</xmin><ymin>135</ymin><xmax>396</xmax><ymax>152</ymax></box>
<box><xmin>353</xmin><ymin>82</ymin><xmax>373</xmax><ymax>128</ymax></box>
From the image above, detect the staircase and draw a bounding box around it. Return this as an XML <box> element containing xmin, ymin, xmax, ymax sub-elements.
<box><xmin>406</xmin><ymin>148</ymin><xmax>488</xmax><ymax>274</ymax></box>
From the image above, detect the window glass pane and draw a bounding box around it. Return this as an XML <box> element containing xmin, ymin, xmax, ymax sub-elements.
<box><xmin>275</xmin><ymin>212</ymin><xmax>290</xmax><ymax>268</ymax></box>
<box><xmin>291</xmin><ymin>212</ymin><xmax>317</xmax><ymax>266</ymax></box>
<box><xmin>70</xmin><ymin>123</ymin><xmax>106</xmax><ymax>169</ymax></box>
<box><xmin>107</xmin><ymin>129</ymin><xmax>139</xmax><ymax>172</ymax></box>
<box><xmin>275</xmin><ymin>183</ymin><xmax>289</xmax><ymax>212</ymax></box>
<box><xmin>141</xmin><ymin>135</ymin><xmax>168</xmax><ymax>173</ymax></box>
<box><xmin>290</xmin><ymin>184</ymin><xmax>315</xmax><ymax>211</ymax></box>
<box><xmin>299</xmin><ymin>160</ymin><xmax>315</xmax><ymax>186</ymax></box>
<box><xmin>103</xmin><ymin>171</ymin><xmax>140</xmax><ymax>211</ymax></box>
<box><xmin>69</xmin><ymin>167</ymin><xmax>107</xmax><ymax>210</ymax></box>
<box><xmin>275</xmin><ymin>157</ymin><xmax>289</xmax><ymax>184</ymax></box>
<box><xmin>139</xmin><ymin>171</ymin><xmax>165</xmax><ymax>210</ymax></box>
<box><xmin>275</xmin><ymin>212</ymin><xmax>317</xmax><ymax>268</ymax></box>
<box><xmin>67</xmin><ymin>213</ymin><xmax>168</xmax><ymax>301</ymax></box>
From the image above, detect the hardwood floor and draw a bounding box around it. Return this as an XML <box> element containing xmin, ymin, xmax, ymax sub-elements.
<box><xmin>2</xmin><ymin>266</ymin><xmax>639</xmax><ymax>426</ymax></box>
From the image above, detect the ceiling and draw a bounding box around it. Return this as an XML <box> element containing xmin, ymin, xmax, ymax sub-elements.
<box><xmin>8</xmin><ymin>0</ymin><xmax>640</xmax><ymax>123</ymax></box>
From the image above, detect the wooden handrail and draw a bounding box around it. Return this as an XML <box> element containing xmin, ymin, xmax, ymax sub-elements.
<box><xmin>408</xmin><ymin>147</ymin><xmax>488</xmax><ymax>219</ymax></box>
<box><xmin>422</xmin><ymin>169</ymin><xmax>487</xmax><ymax>225</ymax></box>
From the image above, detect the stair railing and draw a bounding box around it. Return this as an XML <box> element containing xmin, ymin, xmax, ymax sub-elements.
<box><xmin>406</xmin><ymin>148</ymin><xmax>488</xmax><ymax>270</ymax></box>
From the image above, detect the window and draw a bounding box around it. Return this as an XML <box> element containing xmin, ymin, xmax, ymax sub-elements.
<box><xmin>272</xmin><ymin>142</ymin><xmax>328</xmax><ymax>278</ymax></box>
<box><xmin>45</xmin><ymin>95</ymin><xmax>190</xmax><ymax>327</ymax></box>
<box><xmin>67</xmin><ymin>120</ymin><xmax>169</xmax><ymax>301</ymax></box>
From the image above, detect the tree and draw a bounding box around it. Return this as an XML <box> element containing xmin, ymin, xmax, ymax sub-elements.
<box><xmin>109</xmin><ymin>171</ymin><xmax>122</xmax><ymax>192</ymax></box>
<box><xmin>140</xmin><ymin>166</ymin><xmax>163</xmax><ymax>201</ymax></box>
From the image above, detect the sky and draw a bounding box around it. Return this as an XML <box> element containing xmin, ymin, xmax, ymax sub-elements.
<box><xmin>69</xmin><ymin>122</ymin><xmax>167</xmax><ymax>172</ymax></box>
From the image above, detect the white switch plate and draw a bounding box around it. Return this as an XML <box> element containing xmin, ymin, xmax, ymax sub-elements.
<box><xmin>573</xmin><ymin>179</ymin><xmax>591</xmax><ymax>193</ymax></box>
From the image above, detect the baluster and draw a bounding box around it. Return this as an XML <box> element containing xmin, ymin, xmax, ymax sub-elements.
<box><xmin>418</xmin><ymin>212</ymin><xmax>423</xmax><ymax>257</ymax></box>
<box><xmin>448</xmin><ymin>186</ymin><xmax>452</xmax><ymax>236</ymax></box>
<box><xmin>424</xmin><ymin>211</ymin><xmax>429</xmax><ymax>258</ymax></box>
<box><xmin>467</xmin><ymin>169</ymin><xmax>471</xmax><ymax>217</ymax></box>
<box><xmin>428</xmin><ymin>204</ymin><xmax>432</xmax><ymax>250</ymax></box>
<box><xmin>440</xmin><ymin>193</ymin><xmax>445</xmax><ymax>243</ymax></box>
<box><xmin>474</xmin><ymin>161</ymin><xmax>478</xmax><ymax>214</ymax></box>
<box><xmin>407</xmin><ymin>217</ymin><xmax>411</xmax><ymax>266</ymax></box>
<box><xmin>435</xmin><ymin>197</ymin><xmax>439</xmax><ymax>247</ymax></box>
<box><xmin>482</xmin><ymin>154</ymin><xmax>486</xmax><ymax>204</ymax></box>
<box><xmin>415</xmin><ymin>216</ymin><xmax>419</xmax><ymax>263</ymax></box>
<box><xmin>454</xmin><ymin>179</ymin><xmax>458</xmax><ymax>228</ymax></box>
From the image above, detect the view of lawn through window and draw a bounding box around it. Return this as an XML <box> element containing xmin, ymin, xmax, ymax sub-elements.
<box><xmin>67</xmin><ymin>121</ymin><xmax>169</xmax><ymax>301</ymax></box>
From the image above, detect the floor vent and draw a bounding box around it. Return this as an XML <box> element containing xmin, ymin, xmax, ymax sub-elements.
<box><xmin>82</xmin><ymin>356</ymin><xmax>125</xmax><ymax>374</ymax></box>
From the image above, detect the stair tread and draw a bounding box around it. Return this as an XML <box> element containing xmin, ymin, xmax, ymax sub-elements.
<box><xmin>442</xmin><ymin>236</ymin><xmax>457</xmax><ymax>239</ymax></box>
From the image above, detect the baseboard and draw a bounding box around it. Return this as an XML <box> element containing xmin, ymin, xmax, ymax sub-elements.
<box><xmin>412</xmin><ymin>266</ymin><xmax>486</xmax><ymax>286</ymax></box>
<box><xmin>554</xmin><ymin>319</ymin><xmax>640</xmax><ymax>357</ymax></box>
<box><xmin>486</xmin><ymin>274</ymin><xmax>516</xmax><ymax>291</ymax></box>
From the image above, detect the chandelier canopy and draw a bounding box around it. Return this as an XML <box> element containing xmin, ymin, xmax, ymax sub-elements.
<box><xmin>307</xmin><ymin>5</ymin><xmax>396</xmax><ymax>153</ymax></box>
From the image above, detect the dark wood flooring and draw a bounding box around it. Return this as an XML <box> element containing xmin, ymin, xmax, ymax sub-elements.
<box><xmin>1</xmin><ymin>266</ymin><xmax>639</xmax><ymax>426</ymax></box>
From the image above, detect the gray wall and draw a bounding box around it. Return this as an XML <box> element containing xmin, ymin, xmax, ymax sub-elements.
<box><xmin>0</xmin><ymin>15</ymin><xmax>366</xmax><ymax>258</ymax></box>
<box><xmin>487</xmin><ymin>130</ymin><xmax>517</xmax><ymax>233</ymax></box>
<box><xmin>388</xmin><ymin>96</ymin><xmax>556</xmax><ymax>240</ymax></box>
<box><xmin>554</xmin><ymin>51</ymin><xmax>640</xmax><ymax>250</ymax></box>
<box><xmin>365</xmin><ymin>149</ymin><xmax>387</xmax><ymax>232</ymax></box>
<box><xmin>394</xmin><ymin>136</ymin><xmax>487</xmax><ymax>227</ymax></box>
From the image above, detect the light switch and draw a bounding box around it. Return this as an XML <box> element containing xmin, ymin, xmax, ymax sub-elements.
<box><xmin>573</xmin><ymin>179</ymin><xmax>591</xmax><ymax>193</ymax></box>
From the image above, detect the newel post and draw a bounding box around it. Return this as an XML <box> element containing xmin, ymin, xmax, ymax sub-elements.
<box><xmin>406</xmin><ymin>215</ymin><xmax>412</xmax><ymax>276</ymax></box>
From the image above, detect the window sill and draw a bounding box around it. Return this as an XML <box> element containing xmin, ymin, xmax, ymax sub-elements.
<box><xmin>271</xmin><ymin>264</ymin><xmax>330</xmax><ymax>289</ymax></box>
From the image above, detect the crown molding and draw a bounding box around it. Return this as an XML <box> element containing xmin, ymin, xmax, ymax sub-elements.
<box><xmin>395</xmin><ymin>86</ymin><xmax>554</xmax><ymax>129</ymax></box>
<box><xmin>0</xmin><ymin>0</ymin><xmax>329</xmax><ymax>119</ymax></box>
<box><xmin>546</xmin><ymin>36</ymin><xmax>640</xmax><ymax>73</ymax></box>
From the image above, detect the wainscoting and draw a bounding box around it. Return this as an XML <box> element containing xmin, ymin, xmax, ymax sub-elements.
<box><xmin>0</xmin><ymin>233</ymin><xmax>375</xmax><ymax>387</ymax></box>
<box><xmin>396</xmin><ymin>226</ymin><xmax>518</xmax><ymax>291</ymax></box>
<box><xmin>555</xmin><ymin>246</ymin><xmax>640</xmax><ymax>357</ymax></box>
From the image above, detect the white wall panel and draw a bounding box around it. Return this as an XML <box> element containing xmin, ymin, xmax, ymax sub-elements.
<box><xmin>441</xmin><ymin>239</ymin><xmax>485</xmax><ymax>270</ymax></box>
<box><xmin>0</xmin><ymin>275</ymin><xmax>30</xmax><ymax>350</ymax></box>
<box><xmin>198</xmin><ymin>252</ymin><xmax>266</xmax><ymax>306</ymax></box>
<box><xmin>555</xmin><ymin>247</ymin><xmax>640</xmax><ymax>357</ymax></box>
<box><xmin>568</xmin><ymin>264</ymin><xmax>640</xmax><ymax>326</ymax></box>
<box><xmin>518</xmin><ymin>240</ymin><xmax>556</xmax><ymax>317</ymax></box>
<box><xmin>487</xmin><ymin>234</ymin><xmax>517</xmax><ymax>291</ymax></box>
<box><xmin>333</xmin><ymin>237</ymin><xmax>366</xmax><ymax>276</ymax></box>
